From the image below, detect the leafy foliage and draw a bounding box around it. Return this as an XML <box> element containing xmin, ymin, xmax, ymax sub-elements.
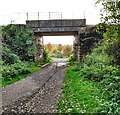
<box><xmin>58</xmin><ymin>19</ymin><xmax>120</xmax><ymax>114</ymax></box>
<box><xmin>96</xmin><ymin>0</ymin><xmax>120</xmax><ymax>24</ymax></box>
<box><xmin>57</xmin><ymin>66</ymin><xmax>104</xmax><ymax>113</ymax></box>
<box><xmin>63</xmin><ymin>45</ymin><xmax>72</xmax><ymax>57</ymax></box>
<box><xmin>43</xmin><ymin>47</ymin><xmax>53</xmax><ymax>63</ymax></box>
<box><xmin>58</xmin><ymin>41</ymin><xmax>120</xmax><ymax>113</ymax></box>
<box><xmin>77</xmin><ymin>1</ymin><xmax>120</xmax><ymax>113</ymax></box>
<box><xmin>36</xmin><ymin>47</ymin><xmax>53</xmax><ymax>66</ymax></box>
<box><xmin>58</xmin><ymin>0</ymin><xmax>120</xmax><ymax>114</ymax></box>
<box><xmin>67</xmin><ymin>54</ymin><xmax>76</xmax><ymax>65</ymax></box>
<box><xmin>45</xmin><ymin>43</ymin><xmax>73</xmax><ymax>58</ymax></box>
<box><xmin>2</xmin><ymin>24</ymin><xmax>35</xmax><ymax>61</ymax></box>
<box><xmin>1</xmin><ymin>62</ymin><xmax>39</xmax><ymax>86</ymax></box>
<box><xmin>103</xmin><ymin>25</ymin><xmax>120</xmax><ymax>65</ymax></box>
<box><xmin>43</xmin><ymin>47</ymin><xmax>50</xmax><ymax>61</ymax></box>
<box><xmin>1</xmin><ymin>25</ymin><xmax>39</xmax><ymax>86</ymax></box>
<box><xmin>2</xmin><ymin>62</ymin><xmax>31</xmax><ymax>78</ymax></box>
<box><xmin>95</xmin><ymin>1</ymin><xmax>120</xmax><ymax>65</ymax></box>
<box><xmin>57</xmin><ymin>44</ymin><xmax>63</xmax><ymax>52</ymax></box>
<box><xmin>46</xmin><ymin>42</ymin><xmax>52</xmax><ymax>51</ymax></box>
<box><xmin>79</xmin><ymin>37</ymin><xmax>120</xmax><ymax>113</ymax></box>
<box><xmin>2</xmin><ymin>44</ymin><xmax>21</xmax><ymax>64</ymax></box>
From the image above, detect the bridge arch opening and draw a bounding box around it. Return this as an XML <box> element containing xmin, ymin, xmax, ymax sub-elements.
<box><xmin>43</xmin><ymin>35</ymin><xmax>74</xmax><ymax>59</ymax></box>
<box><xmin>34</xmin><ymin>32</ymin><xmax>80</xmax><ymax>63</ymax></box>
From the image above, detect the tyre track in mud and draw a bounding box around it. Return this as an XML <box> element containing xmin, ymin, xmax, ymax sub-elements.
<box><xmin>2</xmin><ymin>61</ymin><xmax>67</xmax><ymax>114</ymax></box>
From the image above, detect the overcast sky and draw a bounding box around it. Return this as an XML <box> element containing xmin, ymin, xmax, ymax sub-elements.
<box><xmin>0</xmin><ymin>0</ymin><xmax>101</xmax><ymax>25</ymax></box>
<box><xmin>0</xmin><ymin>0</ymin><xmax>99</xmax><ymax>13</ymax></box>
<box><xmin>0</xmin><ymin>0</ymin><xmax>101</xmax><ymax>44</ymax></box>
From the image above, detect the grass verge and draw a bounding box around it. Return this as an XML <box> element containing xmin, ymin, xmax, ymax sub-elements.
<box><xmin>57</xmin><ymin>65</ymin><xmax>106</xmax><ymax>113</ymax></box>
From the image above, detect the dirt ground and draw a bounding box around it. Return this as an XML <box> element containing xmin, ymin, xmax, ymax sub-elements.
<box><xmin>1</xmin><ymin>59</ymin><xmax>68</xmax><ymax>114</ymax></box>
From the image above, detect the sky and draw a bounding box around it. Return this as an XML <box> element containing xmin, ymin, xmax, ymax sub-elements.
<box><xmin>0</xmin><ymin>0</ymin><xmax>101</xmax><ymax>25</ymax></box>
<box><xmin>43</xmin><ymin>36</ymin><xmax>74</xmax><ymax>45</ymax></box>
<box><xmin>0</xmin><ymin>0</ymin><xmax>101</xmax><ymax>45</ymax></box>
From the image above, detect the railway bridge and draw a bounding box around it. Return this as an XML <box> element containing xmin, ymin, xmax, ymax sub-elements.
<box><xmin>26</xmin><ymin>19</ymin><xmax>93</xmax><ymax>62</ymax></box>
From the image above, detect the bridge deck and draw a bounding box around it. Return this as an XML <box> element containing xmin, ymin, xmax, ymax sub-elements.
<box><xmin>26</xmin><ymin>19</ymin><xmax>86</xmax><ymax>34</ymax></box>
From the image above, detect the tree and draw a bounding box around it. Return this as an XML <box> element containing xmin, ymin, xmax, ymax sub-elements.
<box><xmin>51</xmin><ymin>48</ymin><xmax>57</xmax><ymax>57</ymax></box>
<box><xmin>96</xmin><ymin>0</ymin><xmax>120</xmax><ymax>24</ymax></box>
<box><xmin>63</xmin><ymin>45</ymin><xmax>72</xmax><ymax>57</ymax></box>
<box><xmin>57</xmin><ymin>44</ymin><xmax>63</xmax><ymax>52</ymax></box>
<box><xmin>46</xmin><ymin>42</ymin><xmax>52</xmax><ymax>51</ymax></box>
<box><xmin>2</xmin><ymin>24</ymin><xmax>35</xmax><ymax>61</ymax></box>
<box><xmin>96</xmin><ymin>0</ymin><xmax>120</xmax><ymax>65</ymax></box>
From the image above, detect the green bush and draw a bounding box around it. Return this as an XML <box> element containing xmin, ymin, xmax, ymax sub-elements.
<box><xmin>1</xmin><ymin>25</ymin><xmax>39</xmax><ymax>87</ymax></box>
<box><xmin>58</xmin><ymin>1</ymin><xmax>120</xmax><ymax>113</ymax></box>
<box><xmin>2</xmin><ymin>24</ymin><xmax>35</xmax><ymax>61</ymax></box>
<box><xmin>67</xmin><ymin>54</ymin><xmax>75</xmax><ymax>65</ymax></box>
<box><xmin>103</xmin><ymin>25</ymin><xmax>120</xmax><ymax>65</ymax></box>
<box><xmin>80</xmin><ymin>44</ymin><xmax>113</xmax><ymax>80</ymax></box>
<box><xmin>2</xmin><ymin>44</ymin><xmax>21</xmax><ymax>64</ymax></box>
<box><xmin>2</xmin><ymin>62</ymin><xmax>31</xmax><ymax>81</ymax></box>
<box><xmin>43</xmin><ymin>47</ymin><xmax>50</xmax><ymax>61</ymax></box>
<box><xmin>99</xmin><ymin>66</ymin><xmax>120</xmax><ymax>114</ymax></box>
<box><xmin>78</xmin><ymin>44</ymin><xmax>120</xmax><ymax>114</ymax></box>
<box><xmin>76</xmin><ymin>25</ymin><xmax>120</xmax><ymax>113</ymax></box>
<box><xmin>38</xmin><ymin>47</ymin><xmax>53</xmax><ymax>65</ymax></box>
<box><xmin>1</xmin><ymin>62</ymin><xmax>39</xmax><ymax>87</ymax></box>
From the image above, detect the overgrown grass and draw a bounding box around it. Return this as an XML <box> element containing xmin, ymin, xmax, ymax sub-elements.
<box><xmin>79</xmin><ymin>42</ymin><xmax>120</xmax><ymax>114</ymax></box>
<box><xmin>57</xmin><ymin>30</ymin><xmax>120</xmax><ymax>113</ymax></box>
<box><xmin>57</xmin><ymin>65</ymin><xmax>106</xmax><ymax>113</ymax></box>
<box><xmin>1</xmin><ymin>62</ymin><xmax>39</xmax><ymax>87</ymax></box>
<box><xmin>57</xmin><ymin>42</ymin><xmax>120</xmax><ymax>114</ymax></box>
<box><xmin>57</xmin><ymin>51</ymin><xmax>120</xmax><ymax>114</ymax></box>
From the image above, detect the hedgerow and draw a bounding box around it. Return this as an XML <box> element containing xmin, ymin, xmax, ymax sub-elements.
<box><xmin>1</xmin><ymin>24</ymin><xmax>38</xmax><ymax>86</ymax></box>
<box><xmin>2</xmin><ymin>24</ymin><xmax>35</xmax><ymax>62</ymax></box>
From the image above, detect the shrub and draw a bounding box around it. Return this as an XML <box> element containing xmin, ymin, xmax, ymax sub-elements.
<box><xmin>2</xmin><ymin>24</ymin><xmax>35</xmax><ymax>61</ymax></box>
<box><xmin>78</xmin><ymin>43</ymin><xmax>120</xmax><ymax>114</ymax></box>
<box><xmin>80</xmin><ymin>46</ymin><xmax>114</xmax><ymax>81</ymax></box>
<box><xmin>99</xmin><ymin>66</ymin><xmax>120</xmax><ymax>114</ymax></box>
<box><xmin>42</xmin><ymin>47</ymin><xmax>53</xmax><ymax>64</ymax></box>
<box><xmin>2</xmin><ymin>44</ymin><xmax>21</xmax><ymax>64</ymax></box>
<box><xmin>43</xmin><ymin>47</ymin><xmax>49</xmax><ymax>61</ymax></box>
<box><xmin>103</xmin><ymin>25</ymin><xmax>120</xmax><ymax>65</ymax></box>
<box><xmin>2</xmin><ymin>62</ymin><xmax>32</xmax><ymax>81</ymax></box>
<box><xmin>67</xmin><ymin>55</ymin><xmax>75</xmax><ymax>65</ymax></box>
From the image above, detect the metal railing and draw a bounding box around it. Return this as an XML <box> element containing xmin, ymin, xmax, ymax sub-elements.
<box><xmin>26</xmin><ymin>12</ymin><xmax>62</xmax><ymax>20</ymax></box>
<box><xmin>0</xmin><ymin>11</ymin><xmax>101</xmax><ymax>25</ymax></box>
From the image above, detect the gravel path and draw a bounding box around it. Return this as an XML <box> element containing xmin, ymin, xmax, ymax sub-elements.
<box><xmin>1</xmin><ymin>60</ymin><xmax>68</xmax><ymax>114</ymax></box>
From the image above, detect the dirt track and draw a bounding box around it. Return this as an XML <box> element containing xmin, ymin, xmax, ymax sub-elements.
<box><xmin>1</xmin><ymin>59</ymin><xmax>68</xmax><ymax>113</ymax></box>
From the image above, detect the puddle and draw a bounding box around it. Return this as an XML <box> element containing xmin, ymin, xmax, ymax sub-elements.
<box><xmin>57</xmin><ymin>62</ymin><xmax>67</xmax><ymax>67</ymax></box>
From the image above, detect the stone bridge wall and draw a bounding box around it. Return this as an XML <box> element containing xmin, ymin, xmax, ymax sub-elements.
<box><xmin>26</xmin><ymin>19</ymin><xmax>98</xmax><ymax>63</ymax></box>
<box><xmin>26</xmin><ymin>19</ymin><xmax>86</xmax><ymax>33</ymax></box>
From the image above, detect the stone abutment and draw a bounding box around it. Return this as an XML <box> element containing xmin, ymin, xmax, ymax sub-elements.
<box><xmin>26</xmin><ymin>19</ymin><xmax>97</xmax><ymax>62</ymax></box>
